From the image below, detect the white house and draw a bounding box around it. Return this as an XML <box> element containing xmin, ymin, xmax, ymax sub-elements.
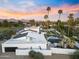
<box><xmin>2</xmin><ymin>27</ymin><xmax>47</xmax><ymax>53</ymax></box>
<box><xmin>2</xmin><ymin>26</ymin><xmax>79</xmax><ymax>55</ymax></box>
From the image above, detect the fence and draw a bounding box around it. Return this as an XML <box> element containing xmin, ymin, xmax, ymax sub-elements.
<box><xmin>16</xmin><ymin>48</ymin><xmax>52</xmax><ymax>56</ymax></box>
<box><xmin>16</xmin><ymin>48</ymin><xmax>78</xmax><ymax>55</ymax></box>
<box><xmin>51</xmin><ymin>48</ymin><xmax>77</xmax><ymax>55</ymax></box>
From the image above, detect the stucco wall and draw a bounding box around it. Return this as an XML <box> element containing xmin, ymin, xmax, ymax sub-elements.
<box><xmin>51</xmin><ymin>48</ymin><xmax>77</xmax><ymax>55</ymax></box>
<box><xmin>16</xmin><ymin>49</ymin><xmax>52</xmax><ymax>56</ymax></box>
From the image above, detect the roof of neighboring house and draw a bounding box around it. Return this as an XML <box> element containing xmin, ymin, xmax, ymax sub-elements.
<box><xmin>47</xmin><ymin>36</ymin><xmax>61</xmax><ymax>43</ymax></box>
<box><xmin>16</xmin><ymin>26</ymin><xmax>40</xmax><ymax>34</ymax></box>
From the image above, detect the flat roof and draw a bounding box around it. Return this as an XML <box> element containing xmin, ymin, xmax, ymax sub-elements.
<box><xmin>13</xmin><ymin>33</ymin><xmax>28</xmax><ymax>38</ymax></box>
<box><xmin>3</xmin><ymin>31</ymin><xmax>47</xmax><ymax>45</ymax></box>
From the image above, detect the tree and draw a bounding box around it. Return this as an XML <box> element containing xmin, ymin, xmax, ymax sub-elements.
<box><xmin>0</xmin><ymin>22</ymin><xmax>2</xmax><ymax>26</ymax></box>
<box><xmin>57</xmin><ymin>10</ymin><xmax>63</xmax><ymax>33</ymax></box>
<box><xmin>67</xmin><ymin>13</ymin><xmax>75</xmax><ymax>37</ymax></box>
<box><xmin>60</xmin><ymin>36</ymin><xmax>76</xmax><ymax>48</ymax></box>
<box><xmin>44</xmin><ymin>15</ymin><xmax>49</xmax><ymax>29</ymax></box>
<box><xmin>2</xmin><ymin>20</ymin><xmax>9</xmax><ymax>27</ymax></box>
<box><xmin>75</xmin><ymin>18</ymin><xmax>79</xmax><ymax>25</ymax></box>
<box><xmin>47</xmin><ymin>7</ymin><xmax>51</xmax><ymax>16</ymax></box>
<box><xmin>29</xmin><ymin>19</ymin><xmax>36</xmax><ymax>26</ymax></box>
<box><xmin>44</xmin><ymin>7</ymin><xmax>51</xmax><ymax>29</ymax></box>
<box><xmin>58</xmin><ymin>10</ymin><xmax>63</xmax><ymax>20</ymax></box>
<box><xmin>68</xmin><ymin>13</ymin><xmax>75</xmax><ymax>26</ymax></box>
<box><xmin>56</xmin><ymin>20</ymin><xmax>64</xmax><ymax>32</ymax></box>
<box><xmin>17</xmin><ymin>20</ymin><xmax>25</xmax><ymax>27</ymax></box>
<box><xmin>0</xmin><ymin>29</ymin><xmax>16</xmax><ymax>40</ymax></box>
<box><xmin>44</xmin><ymin>15</ymin><xmax>48</xmax><ymax>20</ymax></box>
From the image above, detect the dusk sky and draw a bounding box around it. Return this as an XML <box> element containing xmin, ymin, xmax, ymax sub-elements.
<box><xmin>0</xmin><ymin>0</ymin><xmax>79</xmax><ymax>21</ymax></box>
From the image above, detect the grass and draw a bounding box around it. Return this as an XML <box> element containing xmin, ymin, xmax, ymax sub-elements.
<box><xmin>0</xmin><ymin>27</ymin><xmax>23</xmax><ymax>32</ymax></box>
<box><xmin>0</xmin><ymin>27</ymin><xmax>11</xmax><ymax>32</ymax></box>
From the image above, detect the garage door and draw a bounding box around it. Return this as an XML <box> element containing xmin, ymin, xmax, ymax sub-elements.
<box><xmin>5</xmin><ymin>47</ymin><xmax>18</xmax><ymax>52</ymax></box>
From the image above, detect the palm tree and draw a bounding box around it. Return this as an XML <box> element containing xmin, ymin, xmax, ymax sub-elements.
<box><xmin>56</xmin><ymin>20</ymin><xmax>61</xmax><ymax>30</ymax></box>
<box><xmin>60</xmin><ymin>36</ymin><xmax>75</xmax><ymax>48</ymax></box>
<box><xmin>56</xmin><ymin>20</ymin><xmax>65</xmax><ymax>36</ymax></box>
<box><xmin>57</xmin><ymin>10</ymin><xmax>63</xmax><ymax>33</ymax></box>
<box><xmin>58</xmin><ymin>10</ymin><xmax>63</xmax><ymax>20</ymax></box>
<box><xmin>75</xmin><ymin>17</ymin><xmax>79</xmax><ymax>25</ymax></box>
<box><xmin>47</xmin><ymin>7</ymin><xmax>51</xmax><ymax>17</ymax></box>
<box><xmin>68</xmin><ymin>13</ymin><xmax>74</xmax><ymax>26</ymax></box>
<box><xmin>44</xmin><ymin>15</ymin><xmax>48</xmax><ymax>20</ymax></box>
<box><xmin>29</xmin><ymin>19</ymin><xmax>35</xmax><ymax>26</ymax></box>
<box><xmin>67</xmin><ymin>13</ymin><xmax>75</xmax><ymax>37</ymax></box>
<box><xmin>44</xmin><ymin>15</ymin><xmax>49</xmax><ymax>29</ymax></box>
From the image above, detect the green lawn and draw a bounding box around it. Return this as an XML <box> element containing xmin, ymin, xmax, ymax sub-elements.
<box><xmin>0</xmin><ymin>27</ymin><xmax>23</xmax><ymax>32</ymax></box>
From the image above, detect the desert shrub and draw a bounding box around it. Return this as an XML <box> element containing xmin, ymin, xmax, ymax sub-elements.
<box><xmin>29</xmin><ymin>50</ymin><xmax>44</xmax><ymax>59</ymax></box>
<box><xmin>34</xmin><ymin>52</ymin><xmax>44</xmax><ymax>59</ymax></box>
<box><xmin>29</xmin><ymin>50</ymin><xmax>36</xmax><ymax>57</ymax></box>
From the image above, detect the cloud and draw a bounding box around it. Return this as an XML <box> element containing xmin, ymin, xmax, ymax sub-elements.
<box><xmin>18</xmin><ymin>1</ymin><xmax>36</xmax><ymax>7</ymax></box>
<box><xmin>49</xmin><ymin>4</ymin><xmax>79</xmax><ymax>15</ymax></box>
<box><xmin>17</xmin><ymin>0</ymin><xmax>37</xmax><ymax>12</ymax></box>
<box><xmin>60</xmin><ymin>4</ymin><xmax>79</xmax><ymax>14</ymax></box>
<box><xmin>0</xmin><ymin>0</ymin><xmax>9</xmax><ymax>3</ymax></box>
<box><xmin>0</xmin><ymin>1</ymin><xmax>79</xmax><ymax>21</ymax></box>
<box><xmin>0</xmin><ymin>0</ymin><xmax>37</xmax><ymax>12</ymax></box>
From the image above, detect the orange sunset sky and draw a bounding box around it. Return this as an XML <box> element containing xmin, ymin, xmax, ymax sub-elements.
<box><xmin>0</xmin><ymin>0</ymin><xmax>79</xmax><ymax>21</ymax></box>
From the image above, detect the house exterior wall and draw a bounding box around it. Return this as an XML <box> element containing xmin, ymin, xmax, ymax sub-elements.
<box><xmin>51</xmin><ymin>48</ymin><xmax>77</xmax><ymax>55</ymax></box>
<box><xmin>16</xmin><ymin>49</ymin><xmax>52</xmax><ymax>56</ymax></box>
<box><xmin>16</xmin><ymin>48</ymin><xmax>77</xmax><ymax>55</ymax></box>
<box><xmin>2</xmin><ymin>43</ymin><xmax>78</xmax><ymax>55</ymax></box>
<box><xmin>2</xmin><ymin>43</ymin><xmax>47</xmax><ymax>53</ymax></box>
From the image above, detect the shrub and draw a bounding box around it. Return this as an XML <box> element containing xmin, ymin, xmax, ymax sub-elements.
<box><xmin>71</xmin><ymin>50</ymin><xmax>79</xmax><ymax>59</ymax></box>
<box><xmin>29</xmin><ymin>50</ymin><xmax>44</xmax><ymax>59</ymax></box>
<box><xmin>34</xmin><ymin>52</ymin><xmax>44</xmax><ymax>59</ymax></box>
<box><xmin>29</xmin><ymin>50</ymin><xmax>36</xmax><ymax>57</ymax></box>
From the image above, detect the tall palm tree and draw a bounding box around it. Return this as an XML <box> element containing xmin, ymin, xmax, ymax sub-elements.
<box><xmin>69</xmin><ymin>13</ymin><xmax>74</xmax><ymax>17</ymax></box>
<box><xmin>58</xmin><ymin>10</ymin><xmax>63</xmax><ymax>20</ymax></box>
<box><xmin>47</xmin><ymin>7</ymin><xmax>51</xmax><ymax>17</ymax></box>
<box><xmin>44</xmin><ymin>15</ymin><xmax>48</xmax><ymax>29</ymax></box>
<box><xmin>57</xmin><ymin>10</ymin><xmax>63</xmax><ymax>33</ymax></box>
<box><xmin>29</xmin><ymin>19</ymin><xmax>35</xmax><ymax>26</ymax></box>
<box><xmin>67</xmin><ymin>13</ymin><xmax>74</xmax><ymax>36</ymax></box>
<box><xmin>67</xmin><ymin>13</ymin><xmax>74</xmax><ymax>27</ymax></box>
<box><xmin>44</xmin><ymin>15</ymin><xmax>48</xmax><ymax>20</ymax></box>
<box><xmin>57</xmin><ymin>20</ymin><xmax>61</xmax><ymax>30</ymax></box>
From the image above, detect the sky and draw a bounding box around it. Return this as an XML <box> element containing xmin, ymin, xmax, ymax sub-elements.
<box><xmin>0</xmin><ymin>0</ymin><xmax>79</xmax><ymax>21</ymax></box>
